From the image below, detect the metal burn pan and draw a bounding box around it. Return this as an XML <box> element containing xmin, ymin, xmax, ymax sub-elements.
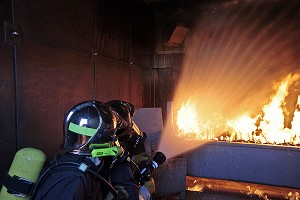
<box><xmin>186</xmin><ymin>141</ymin><xmax>300</xmax><ymax>189</ymax></box>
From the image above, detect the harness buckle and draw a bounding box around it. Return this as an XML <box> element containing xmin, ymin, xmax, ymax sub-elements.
<box><xmin>78</xmin><ymin>163</ymin><xmax>88</xmax><ymax>172</ymax></box>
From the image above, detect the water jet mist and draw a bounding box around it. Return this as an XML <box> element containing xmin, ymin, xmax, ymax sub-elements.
<box><xmin>157</xmin><ymin>0</ymin><xmax>300</xmax><ymax>159</ymax></box>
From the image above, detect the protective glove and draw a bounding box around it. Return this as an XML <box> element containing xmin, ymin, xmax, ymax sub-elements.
<box><xmin>131</xmin><ymin>152</ymin><xmax>150</xmax><ymax>165</ymax></box>
<box><xmin>138</xmin><ymin>178</ymin><xmax>156</xmax><ymax>200</ymax></box>
<box><xmin>104</xmin><ymin>185</ymin><xmax>129</xmax><ymax>200</ymax></box>
<box><xmin>143</xmin><ymin>178</ymin><xmax>156</xmax><ymax>195</ymax></box>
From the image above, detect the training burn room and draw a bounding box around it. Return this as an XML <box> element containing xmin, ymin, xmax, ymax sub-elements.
<box><xmin>1</xmin><ymin>0</ymin><xmax>300</xmax><ymax>199</ymax></box>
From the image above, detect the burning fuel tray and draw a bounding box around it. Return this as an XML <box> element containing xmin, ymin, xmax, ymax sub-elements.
<box><xmin>186</xmin><ymin>176</ymin><xmax>300</xmax><ymax>200</ymax></box>
<box><xmin>186</xmin><ymin>141</ymin><xmax>300</xmax><ymax>189</ymax></box>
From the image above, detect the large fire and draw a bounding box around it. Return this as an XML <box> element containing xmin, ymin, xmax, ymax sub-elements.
<box><xmin>176</xmin><ymin>74</ymin><xmax>300</xmax><ymax>146</ymax></box>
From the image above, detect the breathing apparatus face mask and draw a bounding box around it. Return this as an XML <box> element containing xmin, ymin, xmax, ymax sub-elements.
<box><xmin>105</xmin><ymin>100</ymin><xmax>138</xmax><ymax>142</ymax></box>
<box><xmin>87</xmin><ymin>110</ymin><xmax>125</xmax><ymax>158</ymax></box>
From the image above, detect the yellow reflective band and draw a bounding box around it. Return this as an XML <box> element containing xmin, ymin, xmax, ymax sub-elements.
<box><xmin>68</xmin><ymin>122</ymin><xmax>96</xmax><ymax>137</ymax></box>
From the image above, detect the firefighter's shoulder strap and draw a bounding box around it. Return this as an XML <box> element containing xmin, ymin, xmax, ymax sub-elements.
<box><xmin>30</xmin><ymin>153</ymin><xmax>118</xmax><ymax>200</ymax></box>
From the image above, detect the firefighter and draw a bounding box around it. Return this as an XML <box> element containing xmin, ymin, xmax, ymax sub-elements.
<box><xmin>31</xmin><ymin>100</ymin><xmax>125</xmax><ymax>200</ymax></box>
<box><xmin>105</xmin><ymin>100</ymin><xmax>156</xmax><ymax>200</ymax></box>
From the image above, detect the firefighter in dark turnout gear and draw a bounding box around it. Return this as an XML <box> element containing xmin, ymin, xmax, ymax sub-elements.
<box><xmin>31</xmin><ymin>100</ymin><xmax>124</xmax><ymax>200</ymax></box>
<box><xmin>106</xmin><ymin>100</ymin><xmax>147</xmax><ymax>156</ymax></box>
<box><xmin>105</xmin><ymin>100</ymin><xmax>156</xmax><ymax>200</ymax></box>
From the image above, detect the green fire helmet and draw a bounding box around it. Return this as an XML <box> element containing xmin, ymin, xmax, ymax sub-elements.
<box><xmin>61</xmin><ymin>100</ymin><xmax>120</xmax><ymax>155</ymax></box>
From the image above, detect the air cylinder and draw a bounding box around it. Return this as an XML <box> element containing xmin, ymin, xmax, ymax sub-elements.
<box><xmin>0</xmin><ymin>147</ymin><xmax>46</xmax><ymax>200</ymax></box>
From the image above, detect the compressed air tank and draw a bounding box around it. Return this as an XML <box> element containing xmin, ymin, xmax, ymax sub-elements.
<box><xmin>0</xmin><ymin>147</ymin><xmax>46</xmax><ymax>200</ymax></box>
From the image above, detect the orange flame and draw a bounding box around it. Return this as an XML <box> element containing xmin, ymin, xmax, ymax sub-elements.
<box><xmin>177</xmin><ymin>100</ymin><xmax>201</xmax><ymax>137</ymax></box>
<box><xmin>176</xmin><ymin>74</ymin><xmax>300</xmax><ymax>146</ymax></box>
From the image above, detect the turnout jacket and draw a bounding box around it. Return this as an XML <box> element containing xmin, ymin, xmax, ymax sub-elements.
<box><xmin>31</xmin><ymin>153</ymin><xmax>103</xmax><ymax>200</ymax></box>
